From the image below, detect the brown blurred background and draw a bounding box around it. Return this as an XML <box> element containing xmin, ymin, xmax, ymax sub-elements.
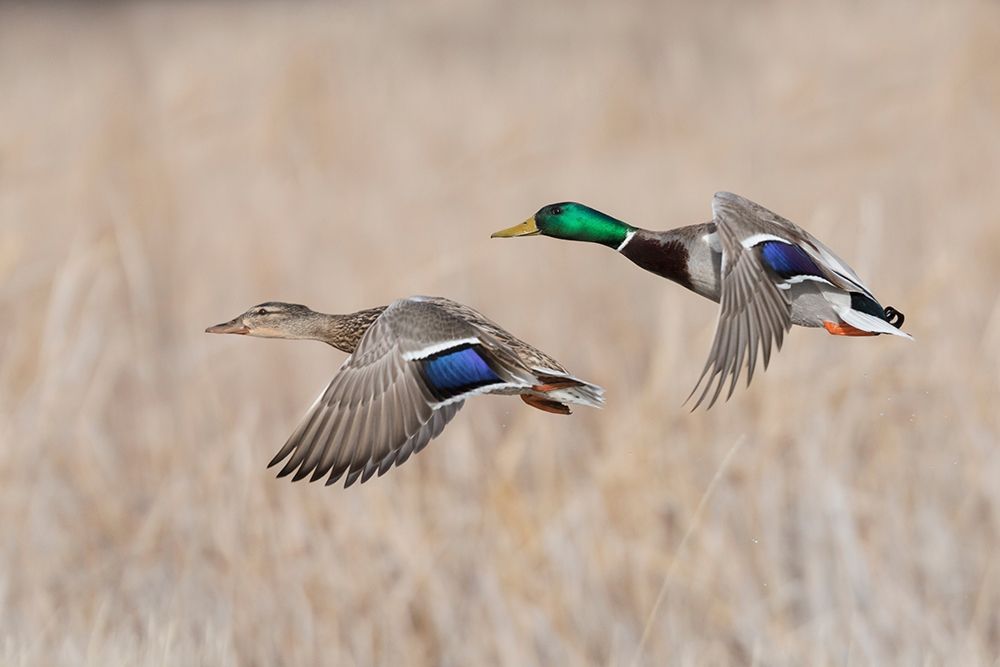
<box><xmin>1</xmin><ymin>1</ymin><xmax>998</xmax><ymax>665</ymax></box>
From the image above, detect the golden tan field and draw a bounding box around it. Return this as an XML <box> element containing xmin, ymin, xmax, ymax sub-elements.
<box><xmin>1</xmin><ymin>1</ymin><xmax>999</xmax><ymax>665</ymax></box>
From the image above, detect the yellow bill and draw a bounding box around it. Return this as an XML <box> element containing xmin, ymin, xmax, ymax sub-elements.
<box><xmin>491</xmin><ymin>216</ymin><xmax>539</xmax><ymax>238</ymax></box>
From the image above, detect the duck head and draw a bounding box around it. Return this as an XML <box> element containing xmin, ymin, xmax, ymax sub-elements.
<box><xmin>205</xmin><ymin>302</ymin><xmax>317</xmax><ymax>339</ymax></box>
<box><xmin>491</xmin><ymin>202</ymin><xmax>633</xmax><ymax>249</ymax></box>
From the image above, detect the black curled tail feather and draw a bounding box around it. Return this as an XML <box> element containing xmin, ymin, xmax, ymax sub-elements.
<box><xmin>883</xmin><ymin>306</ymin><xmax>905</xmax><ymax>329</ymax></box>
<box><xmin>850</xmin><ymin>292</ymin><xmax>906</xmax><ymax>330</ymax></box>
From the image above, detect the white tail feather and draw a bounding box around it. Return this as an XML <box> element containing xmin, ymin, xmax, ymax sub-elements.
<box><xmin>838</xmin><ymin>308</ymin><xmax>913</xmax><ymax>339</ymax></box>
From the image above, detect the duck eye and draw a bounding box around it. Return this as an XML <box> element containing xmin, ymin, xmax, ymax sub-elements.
<box><xmin>255</xmin><ymin>308</ymin><xmax>268</xmax><ymax>316</ymax></box>
<box><xmin>551</xmin><ymin>206</ymin><xmax>563</xmax><ymax>215</ymax></box>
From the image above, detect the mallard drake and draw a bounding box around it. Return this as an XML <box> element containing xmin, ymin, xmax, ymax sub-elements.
<box><xmin>493</xmin><ymin>191</ymin><xmax>910</xmax><ymax>409</ymax></box>
<box><xmin>206</xmin><ymin>296</ymin><xmax>603</xmax><ymax>487</ymax></box>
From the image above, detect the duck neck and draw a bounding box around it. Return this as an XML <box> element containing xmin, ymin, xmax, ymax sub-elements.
<box><xmin>299</xmin><ymin>307</ymin><xmax>386</xmax><ymax>352</ymax></box>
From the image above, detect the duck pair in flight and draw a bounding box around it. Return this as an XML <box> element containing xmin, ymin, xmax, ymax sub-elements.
<box><xmin>207</xmin><ymin>192</ymin><xmax>910</xmax><ymax>488</ymax></box>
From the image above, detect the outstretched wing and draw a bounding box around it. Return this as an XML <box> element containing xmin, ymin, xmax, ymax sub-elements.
<box><xmin>268</xmin><ymin>299</ymin><xmax>533</xmax><ymax>487</ymax></box>
<box><xmin>687</xmin><ymin>193</ymin><xmax>793</xmax><ymax>409</ymax></box>
<box><xmin>716</xmin><ymin>191</ymin><xmax>878</xmax><ymax>297</ymax></box>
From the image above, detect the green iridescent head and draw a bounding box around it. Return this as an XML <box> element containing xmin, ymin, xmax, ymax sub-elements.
<box><xmin>492</xmin><ymin>202</ymin><xmax>633</xmax><ymax>249</ymax></box>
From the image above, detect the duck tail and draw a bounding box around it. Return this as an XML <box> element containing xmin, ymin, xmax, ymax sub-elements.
<box><xmin>533</xmin><ymin>373</ymin><xmax>605</xmax><ymax>410</ymax></box>
<box><xmin>883</xmin><ymin>306</ymin><xmax>905</xmax><ymax>329</ymax></box>
<box><xmin>836</xmin><ymin>306</ymin><xmax>913</xmax><ymax>339</ymax></box>
<box><xmin>828</xmin><ymin>293</ymin><xmax>912</xmax><ymax>338</ymax></box>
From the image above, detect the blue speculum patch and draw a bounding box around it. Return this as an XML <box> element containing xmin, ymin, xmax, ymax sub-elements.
<box><xmin>759</xmin><ymin>241</ymin><xmax>824</xmax><ymax>279</ymax></box>
<box><xmin>421</xmin><ymin>345</ymin><xmax>502</xmax><ymax>399</ymax></box>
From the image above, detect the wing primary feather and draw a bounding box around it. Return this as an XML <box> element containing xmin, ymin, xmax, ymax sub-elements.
<box><xmin>276</xmin><ymin>387</ymin><xmax>339</xmax><ymax>479</ymax></box>
<box><xmin>688</xmin><ymin>284</ymin><xmax>735</xmax><ymax>409</ymax></box>
<box><xmin>325</xmin><ymin>460</ymin><xmax>350</xmax><ymax>486</ymax></box>
<box><xmin>288</xmin><ymin>414</ymin><xmax>332</xmax><ymax>481</ymax></box>
<box><xmin>289</xmin><ymin>395</ymin><xmax>343</xmax><ymax>481</ymax></box>
<box><xmin>341</xmin><ymin>380</ymin><xmax>374</xmax><ymax>488</ymax></box>
<box><xmin>727</xmin><ymin>310</ymin><xmax>748</xmax><ymax>400</ymax></box>
<box><xmin>303</xmin><ymin>401</ymin><xmax>350</xmax><ymax>482</ymax></box>
<box><xmin>311</xmin><ymin>401</ymin><xmax>359</xmax><ymax>483</ymax></box>
<box><xmin>377</xmin><ymin>447</ymin><xmax>397</xmax><ymax>477</ymax></box>
<box><xmin>701</xmin><ymin>291</ymin><xmax>737</xmax><ymax>409</ymax></box>
<box><xmin>394</xmin><ymin>440</ymin><xmax>416</xmax><ymax>468</ymax></box>
<box><xmin>706</xmin><ymin>347</ymin><xmax>731</xmax><ymax>408</ymax></box>
<box><xmin>268</xmin><ymin>437</ymin><xmax>299</xmax><ymax>470</ymax></box>
<box><xmin>392</xmin><ymin>378</ymin><xmax>433</xmax><ymax>466</ymax></box>
<box><xmin>269</xmin><ymin>375</ymin><xmax>341</xmax><ymax>470</ymax></box>
<box><xmin>758</xmin><ymin>297</ymin><xmax>775</xmax><ymax>370</ymax></box>
<box><xmin>343</xmin><ymin>467</ymin><xmax>364</xmax><ymax>488</ymax></box>
<box><xmin>268</xmin><ymin>407</ymin><xmax>317</xmax><ymax>469</ymax></box>
<box><xmin>745</xmin><ymin>293</ymin><xmax>766</xmax><ymax>386</ymax></box>
<box><xmin>417</xmin><ymin>409</ymin><xmax>446</xmax><ymax>453</ymax></box>
<box><xmin>726</xmin><ymin>269</ymin><xmax>755</xmax><ymax>397</ymax></box>
<box><xmin>360</xmin><ymin>459</ymin><xmax>379</xmax><ymax>484</ymax></box>
<box><xmin>324</xmin><ymin>393</ymin><xmax>366</xmax><ymax>486</ymax></box>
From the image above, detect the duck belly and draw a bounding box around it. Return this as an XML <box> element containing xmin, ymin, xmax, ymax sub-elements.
<box><xmin>786</xmin><ymin>282</ymin><xmax>849</xmax><ymax>328</ymax></box>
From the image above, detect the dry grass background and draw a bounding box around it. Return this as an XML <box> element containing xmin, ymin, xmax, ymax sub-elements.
<box><xmin>1</xmin><ymin>1</ymin><xmax>999</xmax><ymax>665</ymax></box>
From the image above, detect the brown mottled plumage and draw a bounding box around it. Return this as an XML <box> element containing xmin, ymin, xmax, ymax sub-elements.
<box><xmin>206</xmin><ymin>296</ymin><xmax>603</xmax><ymax>488</ymax></box>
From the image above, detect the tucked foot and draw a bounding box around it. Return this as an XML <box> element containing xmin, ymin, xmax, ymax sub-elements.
<box><xmin>823</xmin><ymin>321</ymin><xmax>879</xmax><ymax>337</ymax></box>
<box><xmin>520</xmin><ymin>394</ymin><xmax>572</xmax><ymax>415</ymax></box>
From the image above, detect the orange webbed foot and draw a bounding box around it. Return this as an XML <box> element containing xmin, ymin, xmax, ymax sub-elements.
<box><xmin>823</xmin><ymin>321</ymin><xmax>879</xmax><ymax>337</ymax></box>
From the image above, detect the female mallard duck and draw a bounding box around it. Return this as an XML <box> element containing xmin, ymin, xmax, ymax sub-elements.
<box><xmin>206</xmin><ymin>296</ymin><xmax>603</xmax><ymax>487</ymax></box>
<box><xmin>492</xmin><ymin>191</ymin><xmax>910</xmax><ymax>409</ymax></box>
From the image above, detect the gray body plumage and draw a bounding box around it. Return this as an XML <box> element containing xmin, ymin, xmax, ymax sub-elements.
<box><xmin>618</xmin><ymin>192</ymin><xmax>910</xmax><ymax>408</ymax></box>
<box><xmin>629</xmin><ymin>212</ymin><xmax>860</xmax><ymax>329</ymax></box>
